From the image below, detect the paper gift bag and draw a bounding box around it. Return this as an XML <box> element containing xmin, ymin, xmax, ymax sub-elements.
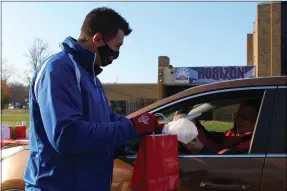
<box><xmin>131</xmin><ymin>134</ymin><xmax>180</xmax><ymax>191</ymax></box>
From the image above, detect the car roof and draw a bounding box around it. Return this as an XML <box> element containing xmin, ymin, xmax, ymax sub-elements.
<box><xmin>128</xmin><ymin>76</ymin><xmax>287</xmax><ymax>118</ymax></box>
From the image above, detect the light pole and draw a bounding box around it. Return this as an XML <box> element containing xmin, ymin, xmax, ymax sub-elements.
<box><xmin>25</xmin><ymin>98</ymin><xmax>28</xmax><ymax>110</ymax></box>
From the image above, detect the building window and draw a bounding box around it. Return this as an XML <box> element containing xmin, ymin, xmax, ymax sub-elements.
<box><xmin>110</xmin><ymin>100</ymin><xmax>127</xmax><ymax>115</ymax></box>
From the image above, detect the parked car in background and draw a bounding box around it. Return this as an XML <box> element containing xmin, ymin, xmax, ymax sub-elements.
<box><xmin>2</xmin><ymin>76</ymin><xmax>286</xmax><ymax>191</ymax></box>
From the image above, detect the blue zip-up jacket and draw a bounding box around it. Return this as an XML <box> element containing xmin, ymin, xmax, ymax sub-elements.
<box><xmin>24</xmin><ymin>37</ymin><xmax>137</xmax><ymax>191</ymax></box>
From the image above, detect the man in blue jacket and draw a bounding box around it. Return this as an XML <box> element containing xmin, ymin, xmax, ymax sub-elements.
<box><xmin>24</xmin><ymin>7</ymin><xmax>161</xmax><ymax>191</ymax></box>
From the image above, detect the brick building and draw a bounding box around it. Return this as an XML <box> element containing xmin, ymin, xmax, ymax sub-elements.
<box><xmin>247</xmin><ymin>2</ymin><xmax>286</xmax><ymax>76</ymax></box>
<box><xmin>104</xmin><ymin>83</ymin><xmax>158</xmax><ymax>114</ymax></box>
<box><xmin>104</xmin><ymin>2</ymin><xmax>286</xmax><ymax>115</ymax></box>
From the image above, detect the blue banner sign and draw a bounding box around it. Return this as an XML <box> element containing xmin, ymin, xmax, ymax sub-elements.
<box><xmin>174</xmin><ymin>66</ymin><xmax>255</xmax><ymax>84</ymax></box>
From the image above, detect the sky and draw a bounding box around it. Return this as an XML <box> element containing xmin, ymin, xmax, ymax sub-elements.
<box><xmin>2</xmin><ymin>2</ymin><xmax>258</xmax><ymax>84</ymax></box>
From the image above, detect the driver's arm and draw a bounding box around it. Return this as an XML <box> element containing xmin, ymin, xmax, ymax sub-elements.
<box><xmin>185</xmin><ymin>140</ymin><xmax>220</xmax><ymax>154</ymax></box>
<box><xmin>199</xmin><ymin>147</ymin><xmax>219</xmax><ymax>154</ymax></box>
<box><xmin>184</xmin><ymin>137</ymin><xmax>219</xmax><ymax>154</ymax></box>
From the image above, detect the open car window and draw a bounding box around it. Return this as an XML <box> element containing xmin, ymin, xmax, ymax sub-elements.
<box><xmin>195</xmin><ymin>103</ymin><xmax>240</xmax><ymax>133</ymax></box>
<box><xmin>119</xmin><ymin>87</ymin><xmax>270</xmax><ymax>156</ymax></box>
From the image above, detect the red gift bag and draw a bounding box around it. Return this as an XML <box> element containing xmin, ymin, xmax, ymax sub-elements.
<box><xmin>131</xmin><ymin>134</ymin><xmax>180</xmax><ymax>191</ymax></box>
<box><xmin>15</xmin><ymin>125</ymin><xmax>26</xmax><ymax>139</ymax></box>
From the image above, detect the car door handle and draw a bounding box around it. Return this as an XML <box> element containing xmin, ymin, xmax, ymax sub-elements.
<box><xmin>200</xmin><ymin>180</ymin><xmax>250</xmax><ymax>190</ymax></box>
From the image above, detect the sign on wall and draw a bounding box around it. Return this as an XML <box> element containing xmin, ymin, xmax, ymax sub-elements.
<box><xmin>174</xmin><ymin>66</ymin><xmax>255</xmax><ymax>84</ymax></box>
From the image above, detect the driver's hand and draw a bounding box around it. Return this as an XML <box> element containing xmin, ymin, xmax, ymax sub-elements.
<box><xmin>186</xmin><ymin>138</ymin><xmax>204</xmax><ymax>153</ymax></box>
<box><xmin>173</xmin><ymin>112</ymin><xmax>188</xmax><ymax>121</ymax></box>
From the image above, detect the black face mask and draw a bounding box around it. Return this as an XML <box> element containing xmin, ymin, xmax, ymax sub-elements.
<box><xmin>98</xmin><ymin>44</ymin><xmax>119</xmax><ymax>67</ymax></box>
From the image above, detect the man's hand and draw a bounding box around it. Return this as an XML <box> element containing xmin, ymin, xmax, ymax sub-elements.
<box><xmin>131</xmin><ymin>113</ymin><xmax>163</xmax><ymax>136</ymax></box>
<box><xmin>173</xmin><ymin>112</ymin><xmax>188</xmax><ymax>121</ymax></box>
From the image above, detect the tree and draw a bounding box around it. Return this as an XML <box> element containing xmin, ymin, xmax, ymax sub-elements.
<box><xmin>8</xmin><ymin>82</ymin><xmax>29</xmax><ymax>106</ymax></box>
<box><xmin>1</xmin><ymin>58</ymin><xmax>15</xmax><ymax>81</ymax></box>
<box><xmin>1</xmin><ymin>94</ymin><xmax>11</xmax><ymax>110</ymax></box>
<box><xmin>24</xmin><ymin>38</ymin><xmax>52</xmax><ymax>84</ymax></box>
<box><xmin>1</xmin><ymin>79</ymin><xmax>11</xmax><ymax>110</ymax></box>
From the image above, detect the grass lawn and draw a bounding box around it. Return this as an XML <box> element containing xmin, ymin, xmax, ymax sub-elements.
<box><xmin>2</xmin><ymin>109</ymin><xmax>30</xmax><ymax>128</ymax></box>
<box><xmin>201</xmin><ymin>121</ymin><xmax>233</xmax><ymax>132</ymax></box>
<box><xmin>1</xmin><ymin>110</ymin><xmax>233</xmax><ymax>133</ymax></box>
<box><xmin>2</xmin><ymin>110</ymin><xmax>30</xmax><ymax>139</ymax></box>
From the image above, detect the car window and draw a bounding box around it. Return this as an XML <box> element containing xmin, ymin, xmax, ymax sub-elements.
<box><xmin>176</xmin><ymin>97</ymin><xmax>264</xmax><ymax>155</ymax></box>
<box><xmin>267</xmin><ymin>88</ymin><xmax>287</xmax><ymax>154</ymax></box>
<box><xmin>196</xmin><ymin>104</ymin><xmax>240</xmax><ymax>133</ymax></box>
<box><xmin>119</xmin><ymin>87</ymin><xmax>271</xmax><ymax>156</ymax></box>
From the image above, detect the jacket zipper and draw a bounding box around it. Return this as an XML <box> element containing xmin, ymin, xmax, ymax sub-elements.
<box><xmin>92</xmin><ymin>54</ymin><xmax>112</xmax><ymax>186</ymax></box>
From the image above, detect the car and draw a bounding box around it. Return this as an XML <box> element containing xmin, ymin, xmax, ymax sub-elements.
<box><xmin>2</xmin><ymin>76</ymin><xmax>286</xmax><ymax>191</ymax></box>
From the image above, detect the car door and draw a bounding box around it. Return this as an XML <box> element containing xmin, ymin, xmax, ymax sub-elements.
<box><xmin>261</xmin><ymin>86</ymin><xmax>287</xmax><ymax>191</ymax></box>
<box><xmin>116</xmin><ymin>86</ymin><xmax>277</xmax><ymax>191</ymax></box>
<box><xmin>166</xmin><ymin>86</ymin><xmax>276</xmax><ymax>191</ymax></box>
<box><xmin>158</xmin><ymin>86</ymin><xmax>277</xmax><ymax>191</ymax></box>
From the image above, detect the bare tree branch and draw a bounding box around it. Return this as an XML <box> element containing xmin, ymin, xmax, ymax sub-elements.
<box><xmin>1</xmin><ymin>58</ymin><xmax>15</xmax><ymax>81</ymax></box>
<box><xmin>18</xmin><ymin>71</ymin><xmax>32</xmax><ymax>86</ymax></box>
<box><xmin>24</xmin><ymin>71</ymin><xmax>32</xmax><ymax>85</ymax></box>
<box><xmin>24</xmin><ymin>38</ymin><xmax>52</xmax><ymax>84</ymax></box>
<box><xmin>24</xmin><ymin>38</ymin><xmax>51</xmax><ymax>72</ymax></box>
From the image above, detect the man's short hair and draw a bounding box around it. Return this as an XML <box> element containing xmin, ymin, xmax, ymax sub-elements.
<box><xmin>79</xmin><ymin>7</ymin><xmax>132</xmax><ymax>42</ymax></box>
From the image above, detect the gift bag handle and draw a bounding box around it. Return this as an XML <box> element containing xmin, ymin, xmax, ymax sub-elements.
<box><xmin>154</xmin><ymin>113</ymin><xmax>170</xmax><ymax>124</ymax></box>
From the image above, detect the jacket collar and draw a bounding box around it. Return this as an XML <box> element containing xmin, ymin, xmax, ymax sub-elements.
<box><xmin>61</xmin><ymin>36</ymin><xmax>103</xmax><ymax>76</ymax></box>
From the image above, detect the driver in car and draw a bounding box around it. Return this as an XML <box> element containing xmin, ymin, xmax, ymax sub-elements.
<box><xmin>174</xmin><ymin>99</ymin><xmax>261</xmax><ymax>154</ymax></box>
